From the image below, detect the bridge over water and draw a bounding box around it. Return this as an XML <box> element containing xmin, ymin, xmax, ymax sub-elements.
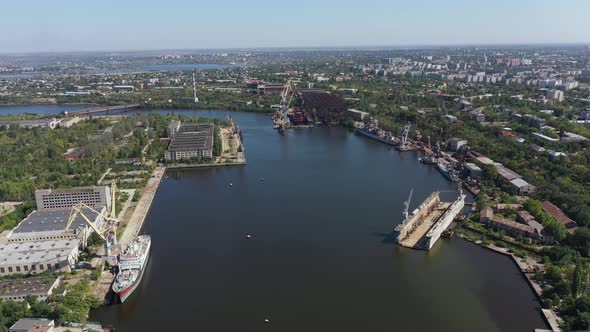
<box><xmin>65</xmin><ymin>104</ymin><xmax>141</xmax><ymax>115</ymax></box>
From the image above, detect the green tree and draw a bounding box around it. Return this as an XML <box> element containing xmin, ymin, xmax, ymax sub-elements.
<box><xmin>572</xmin><ymin>263</ymin><xmax>590</xmax><ymax>298</ymax></box>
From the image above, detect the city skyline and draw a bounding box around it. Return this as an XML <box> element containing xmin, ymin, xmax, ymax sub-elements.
<box><xmin>1</xmin><ymin>0</ymin><xmax>589</xmax><ymax>53</ymax></box>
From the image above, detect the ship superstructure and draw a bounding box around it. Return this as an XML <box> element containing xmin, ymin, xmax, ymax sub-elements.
<box><xmin>395</xmin><ymin>190</ymin><xmax>465</xmax><ymax>250</ymax></box>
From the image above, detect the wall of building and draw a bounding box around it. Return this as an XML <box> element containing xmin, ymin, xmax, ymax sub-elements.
<box><xmin>34</xmin><ymin>187</ymin><xmax>111</xmax><ymax>210</ymax></box>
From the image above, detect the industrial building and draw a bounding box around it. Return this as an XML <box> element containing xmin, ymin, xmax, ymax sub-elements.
<box><xmin>9</xmin><ymin>318</ymin><xmax>54</xmax><ymax>332</ymax></box>
<box><xmin>0</xmin><ymin>276</ymin><xmax>62</xmax><ymax>301</ymax></box>
<box><xmin>1</xmin><ymin>205</ymin><xmax>107</xmax><ymax>243</ymax></box>
<box><xmin>510</xmin><ymin>178</ymin><xmax>537</xmax><ymax>195</ymax></box>
<box><xmin>257</xmin><ymin>83</ymin><xmax>285</xmax><ymax>95</ymax></box>
<box><xmin>541</xmin><ymin>201</ymin><xmax>578</xmax><ymax>233</ymax></box>
<box><xmin>0</xmin><ymin>118</ymin><xmax>60</xmax><ymax>130</ymax></box>
<box><xmin>464</xmin><ymin>163</ymin><xmax>483</xmax><ymax>179</ymax></box>
<box><xmin>34</xmin><ymin>186</ymin><xmax>111</xmax><ymax>211</ymax></box>
<box><xmin>0</xmin><ymin>239</ymin><xmax>80</xmax><ymax>276</ymax></box>
<box><xmin>448</xmin><ymin>138</ymin><xmax>468</xmax><ymax>152</ymax></box>
<box><xmin>346</xmin><ymin>109</ymin><xmax>369</xmax><ymax>121</ymax></box>
<box><xmin>164</xmin><ymin>123</ymin><xmax>214</xmax><ymax>160</ymax></box>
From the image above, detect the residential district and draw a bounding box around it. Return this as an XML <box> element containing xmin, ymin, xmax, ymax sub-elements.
<box><xmin>1</xmin><ymin>45</ymin><xmax>590</xmax><ymax>331</ymax></box>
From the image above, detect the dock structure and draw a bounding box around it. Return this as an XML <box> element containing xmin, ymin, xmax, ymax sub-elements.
<box><xmin>396</xmin><ymin>190</ymin><xmax>465</xmax><ymax>250</ymax></box>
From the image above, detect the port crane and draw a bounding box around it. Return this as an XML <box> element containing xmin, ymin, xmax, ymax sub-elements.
<box><xmin>400</xmin><ymin>121</ymin><xmax>411</xmax><ymax>148</ymax></box>
<box><xmin>277</xmin><ymin>79</ymin><xmax>295</xmax><ymax>131</ymax></box>
<box><xmin>65</xmin><ymin>181</ymin><xmax>119</xmax><ymax>257</ymax></box>
<box><xmin>395</xmin><ymin>188</ymin><xmax>414</xmax><ymax>232</ymax></box>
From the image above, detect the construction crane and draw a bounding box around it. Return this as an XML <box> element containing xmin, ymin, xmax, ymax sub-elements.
<box><xmin>395</xmin><ymin>188</ymin><xmax>414</xmax><ymax>233</ymax></box>
<box><xmin>192</xmin><ymin>71</ymin><xmax>199</xmax><ymax>103</ymax></box>
<box><xmin>66</xmin><ymin>181</ymin><xmax>119</xmax><ymax>256</ymax></box>
<box><xmin>403</xmin><ymin>188</ymin><xmax>414</xmax><ymax>220</ymax></box>
<box><xmin>279</xmin><ymin>79</ymin><xmax>294</xmax><ymax>129</ymax></box>
<box><xmin>400</xmin><ymin>121</ymin><xmax>411</xmax><ymax>147</ymax></box>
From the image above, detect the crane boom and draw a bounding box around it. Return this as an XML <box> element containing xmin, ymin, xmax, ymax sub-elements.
<box><xmin>66</xmin><ymin>203</ymin><xmax>108</xmax><ymax>241</ymax></box>
<box><xmin>110</xmin><ymin>181</ymin><xmax>117</xmax><ymax>219</ymax></box>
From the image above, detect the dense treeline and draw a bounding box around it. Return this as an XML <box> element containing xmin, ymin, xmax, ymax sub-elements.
<box><xmin>0</xmin><ymin>113</ymin><xmax>221</xmax><ymax>202</ymax></box>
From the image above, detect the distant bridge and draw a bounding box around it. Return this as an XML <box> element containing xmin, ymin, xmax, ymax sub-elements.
<box><xmin>65</xmin><ymin>104</ymin><xmax>142</xmax><ymax>115</ymax></box>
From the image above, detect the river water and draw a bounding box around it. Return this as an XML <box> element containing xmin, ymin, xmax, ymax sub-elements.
<box><xmin>0</xmin><ymin>106</ymin><xmax>547</xmax><ymax>331</ymax></box>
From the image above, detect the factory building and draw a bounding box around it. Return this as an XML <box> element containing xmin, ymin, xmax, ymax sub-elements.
<box><xmin>0</xmin><ymin>276</ymin><xmax>62</xmax><ymax>301</ymax></box>
<box><xmin>34</xmin><ymin>186</ymin><xmax>111</xmax><ymax>211</ymax></box>
<box><xmin>0</xmin><ymin>239</ymin><xmax>80</xmax><ymax>276</ymax></box>
<box><xmin>9</xmin><ymin>318</ymin><xmax>55</xmax><ymax>332</ymax></box>
<box><xmin>164</xmin><ymin>123</ymin><xmax>214</xmax><ymax>160</ymax></box>
<box><xmin>257</xmin><ymin>83</ymin><xmax>285</xmax><ymax>95</ymax></box>
<box><xmin>448</xmin><ymin>138</ymin><xmax>468</xmax><ymax>152</ymax></box>
<box><xmin>0</xmin><ymin>118</ymin><xmax>60</xmax><ymax>130</ymax></box>
<box><xmin>464</xmin><ymin>163</ymin><xmax>483</xmax><ymax>179</ymax></box>
<box><xmin>1</xmin><ymin>205</ymin><xmax>107</xmax><ymax>243</ymax></box>
<box><xmin>541</xmin><ymin>201</ymin><xmax>578</xmax><ymax>233</ymax></box>
<box><xmin>510</xmin><ymin>178</ymin><xmax>537</xmax><ymax>196</ymax></box>
<box><xmin>346</xmin><ymin>109</ymin><xmax>369</xmax><ymax>121</ymax></box>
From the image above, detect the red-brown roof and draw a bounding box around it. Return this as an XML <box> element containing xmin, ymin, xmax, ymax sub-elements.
<box><xmin>541</xmin><ymin>201</ymin><xmax>578</xmax><ymax>229</ymax></box>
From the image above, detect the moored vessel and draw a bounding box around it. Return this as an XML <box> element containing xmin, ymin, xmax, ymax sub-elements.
<box><xmin>112</xmin><ymin>235</ymin><xmax>151</xmax><ymax>303</ymax></box>
<box><xmin>355</xmin><ymin>119</ymin><xmax>399</xmax><ymax>145</ymax></box>
<box><xmin>437</xmin><ymin>162</ymin><xmax>460</xmax><ymax>182</ymax></box>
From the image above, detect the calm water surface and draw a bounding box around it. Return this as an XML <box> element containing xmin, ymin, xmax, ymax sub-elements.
<box><xmin>1</xmin><ymin>106</ymin><xmax>547</xmax><ymax>331</ymax></box>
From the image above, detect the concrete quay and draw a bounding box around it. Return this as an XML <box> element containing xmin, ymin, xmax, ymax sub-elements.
<box><xmin>119</xmin><ymin>166</ymin><xmax>165</xmax><ymax>247</ymax></box>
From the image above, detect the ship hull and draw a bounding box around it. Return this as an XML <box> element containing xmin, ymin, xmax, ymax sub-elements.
<box><xmin>355</xmin><ymin>128</ymin><xmax>398</xmax><ymax>146</ymax></box>
<box><xmin>425</xmin><ymin>195</ymin><xmax>465</xmax><ymax>250</ymax></box>
<box><xmin>437</xmin><ymin>164</ymin><xmax>460</xmax><ymax>182</ymax></box>
<box><xmin>117</xmin><ymin>255</ymin><xmax>148</xmax><ymax>303</ymax></box>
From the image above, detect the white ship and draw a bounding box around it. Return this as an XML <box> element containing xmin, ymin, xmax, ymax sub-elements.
<box><xmin>112</xmin><ymin>235</ymin><xmax>151</xmax><ymax>303</ymax></box>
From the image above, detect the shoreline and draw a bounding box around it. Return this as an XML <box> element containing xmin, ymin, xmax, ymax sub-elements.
<box><xmin>456</xmin><ymin>233</ymin><xmax>562</xmax><ymax>331</ymax></box>
<box><xmin>93</xmin><ymin>165</ymin><xmax>166</xmax><ymax>305</ymax></box>
<box><xmin>166</xmin><ymin>161</ymin><xmax>246</xmax><ymax>169</ymax></box>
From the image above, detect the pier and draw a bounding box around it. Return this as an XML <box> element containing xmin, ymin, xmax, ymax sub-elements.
<box><xmin>119</xmin><ymin>165</ymin><xmax>165</xmax><ymax>246</ymax></box>
<box><xmin>93</xmin><ymin>165</ymin><xmax>165</xmax><ymax>304</ymax></box>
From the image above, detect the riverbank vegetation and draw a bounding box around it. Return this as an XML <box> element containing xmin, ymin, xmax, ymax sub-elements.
<box><xmin>0</xmin><ymin>113</ymin><xmax>225</xmax><ymax>202</ymax></box>
<box><xmin>0</xmin><ymin>279</ymin><xmax>100</xmax><ymax>331</ymax></box>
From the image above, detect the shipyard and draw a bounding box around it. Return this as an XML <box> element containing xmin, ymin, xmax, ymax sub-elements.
<box><xmin>3</xmin><ymin>34</ymin><xmax>590</xmax><ymax>332</ymax></box>
<box><xmin>395</xmin><ymin>189</ymin><xmax>466</xmax><ymax>250</ymax></box>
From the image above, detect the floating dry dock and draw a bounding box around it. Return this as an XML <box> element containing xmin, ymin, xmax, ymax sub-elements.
<box><xmin>396</xmin><ymin>190</ymin><xmax>466</xmax><ymax>250</ymax></box>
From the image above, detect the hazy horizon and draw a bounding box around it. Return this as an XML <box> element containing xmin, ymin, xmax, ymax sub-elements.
<box><xmin>1</xmin><ymin>0</ymin><xmax>589</xmax><ymax>53</ymax></box>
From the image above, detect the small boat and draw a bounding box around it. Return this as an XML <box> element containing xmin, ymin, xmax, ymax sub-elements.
<box><xmin>229</xmin><ymin>182</ymin><xmax>233</xmax><ymax>187</ymax></box>
<box><xmin>246</xmin><ymin>234</ymin><xmax>252</xmax><ymax>239</ymax></box>
<box><xmin>442</xmin><ymin>229</ymin><xmax>454</xmax><ymax>238</ymax></box>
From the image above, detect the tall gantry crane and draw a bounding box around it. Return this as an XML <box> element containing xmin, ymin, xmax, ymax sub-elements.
<box><xmin>279</xmin><ymin>79</ymin><xmax>295</xmax><ymax>129</ymax></box>
<box><xmin>66</xmin><ymin>181</ymin><xmax>119</xmax><ymax>256</ymax></box>
<box><xmin>400</xmin><ymin>121</ymin><xmax>411</xmax><ymax>148</ymax></box>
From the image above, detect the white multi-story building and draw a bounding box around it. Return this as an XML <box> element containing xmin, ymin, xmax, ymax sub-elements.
<box><xmin>547</xmin><ymin>89</ymin><xmax>564</xmax><ymax>102</ymax></box>
<box><xmin>0</xmin><ymin>239</ymin><xmax>80</xmax><ymax>276</ymax></box>
<box><xmin>34</xmin><ymin>186</ymin><xmax>111</xmax><ymax>211</ymax></box>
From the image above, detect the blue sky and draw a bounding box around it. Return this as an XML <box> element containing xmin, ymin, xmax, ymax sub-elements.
<box><xmin>1</xmin><ymin>0</ymin><xmax>589</xmax><ymax>52</ymax></box>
